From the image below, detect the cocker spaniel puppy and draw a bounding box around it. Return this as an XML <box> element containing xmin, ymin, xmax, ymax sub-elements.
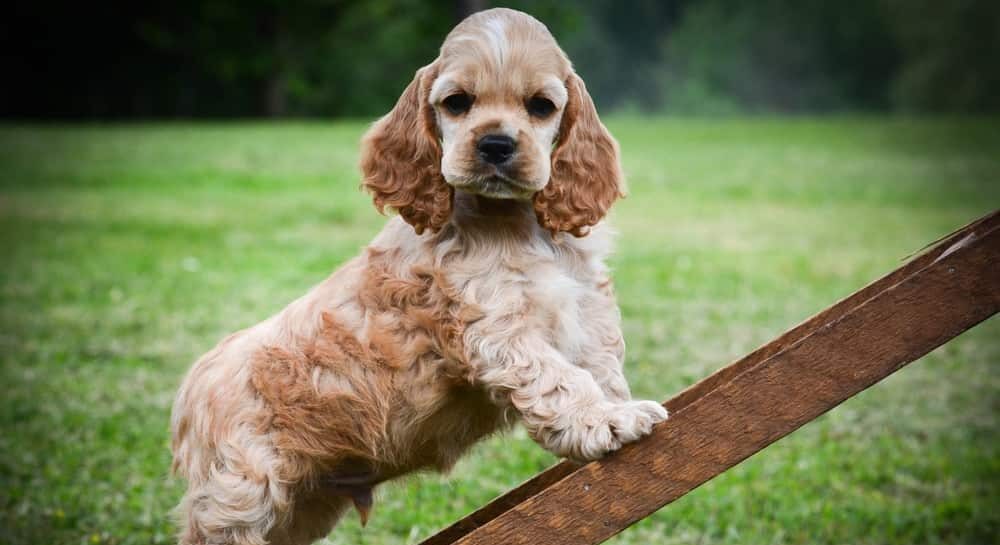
<box><xmin>171</xmin><ymin>8</ymin><xmax>667</xmax><ymax>545</ymax></box>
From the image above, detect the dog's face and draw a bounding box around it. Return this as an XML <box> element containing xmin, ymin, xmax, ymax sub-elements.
<box><xmin>361</xmin><ymin>8</ymin><xmax>623</xmax><ymax>236</ymax></box>
<box><xmin>430</xmin><ymin>33</ymin><xmax>569</xmax><ymax>200</ymax></box>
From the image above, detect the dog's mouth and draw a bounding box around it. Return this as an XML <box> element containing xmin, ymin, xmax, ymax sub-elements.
<box><xmin>450</xmin><ymin>172</ymin><xmax>537</xmax><ymax>200</ymax></box>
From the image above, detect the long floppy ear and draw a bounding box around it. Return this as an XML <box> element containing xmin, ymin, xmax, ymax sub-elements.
<box><xmin>360</xmin><ymin>63</ymin><xmax>451</xmax><ymax>235</ymax></box>
<box><xmin>533</xmin><ymin>74</ymin><xmax>624</xmax><ymax>237</ymax></box>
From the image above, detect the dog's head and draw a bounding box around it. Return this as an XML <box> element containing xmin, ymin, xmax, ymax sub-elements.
<box><xmin>361</xmin><ymin>8</ymin><xmax>622</xmax><ymax>237</ymax></box>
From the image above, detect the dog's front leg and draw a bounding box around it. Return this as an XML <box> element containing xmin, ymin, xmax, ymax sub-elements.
<box><xmin>472</xmin><ymin>334</ymin><xmax>667</xmax><ymax>462</ymax></box>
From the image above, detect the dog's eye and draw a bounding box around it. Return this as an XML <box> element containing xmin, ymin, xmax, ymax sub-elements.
<box><xmin>526</xmin><ymin>96</ymin><xmax>556</xmax><ymax>118</ymax></box>
<box><xmin>443</xmin><ymin>93</ymin><xmax>474</xmax><ymax>115</ymax></box>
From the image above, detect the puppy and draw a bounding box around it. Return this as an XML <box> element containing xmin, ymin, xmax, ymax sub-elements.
<box><xmin>170</xmin><ymin>8</ymin><xmax>667</xmax><ymax>545</ymax></box>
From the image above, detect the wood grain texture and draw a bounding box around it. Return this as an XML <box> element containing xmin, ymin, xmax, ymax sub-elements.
<box><xmin>420</xmin><ymin>209</ymin><xmax>1000</xmax><ymax>545</ymax></box>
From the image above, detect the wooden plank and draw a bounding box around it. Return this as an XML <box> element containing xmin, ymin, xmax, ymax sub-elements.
<box><xmin>420</xmin><ymin>209</ymin><xmax>1000</xmax><ymax>545</ymax></box>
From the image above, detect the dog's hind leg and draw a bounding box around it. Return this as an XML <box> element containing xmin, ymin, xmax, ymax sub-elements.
<box><xmin>175</xmin><ymin>432</ymin><xmax>293</xmax><ymax>545</ymax></box>
<box><xmin>178</xmin><ymin>467</ymin><xmax>354</xmax><ymax>545</ymax></box>
<box><xmin>177</xmin><ymin>470</ymin><xmax>287</xmax><ymax>545</ymax></box>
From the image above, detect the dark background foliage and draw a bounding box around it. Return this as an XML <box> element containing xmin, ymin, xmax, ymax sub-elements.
<box><xmin>4</xmin><ymin>0</ymin><xmax>998</xmax><ymax>119</ymax></box>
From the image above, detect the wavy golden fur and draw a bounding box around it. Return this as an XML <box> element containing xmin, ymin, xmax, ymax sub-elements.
<box><xmin>361</xmin><ymin>63</ymin><xmax>451</xmax><ymax>235</ymax></box>
<box><xmin>171</xmin><ymin>9</ymin><xmax>665</xmax><ymax>545</ymax></box>
<box><xmin>534</xmin><ymin>74</ymin><xmax>624</xmax><ymax>236</ymax></box>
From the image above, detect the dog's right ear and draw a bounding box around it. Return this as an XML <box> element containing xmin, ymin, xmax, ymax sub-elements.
<box><xmin>360</xmin><ymin>62</ymin><xmax>451</xmax><ymax>235</ymax></box>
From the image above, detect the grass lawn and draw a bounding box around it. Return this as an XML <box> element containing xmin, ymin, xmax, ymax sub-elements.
<box><xmin>1</xmin><ymin>117</ymin><xmax>998</xmax><ymax>545</ymax></box>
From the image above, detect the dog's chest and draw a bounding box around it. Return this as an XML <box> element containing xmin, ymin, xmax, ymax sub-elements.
<box><xmin>449</xmin><ymin>244</ymin><xmax>599</xmax><ymax>357</ymax></box>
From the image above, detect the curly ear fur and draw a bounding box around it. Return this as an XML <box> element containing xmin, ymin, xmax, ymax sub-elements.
<box><xmin>534</xmin><ymin>74</ymin><xmax>624</xmax><ymax>237</ymax></box>
<box><xmin>361</xmin><ymin>63</ymin><xmax>451</xmax><ymax>235</ymax></box>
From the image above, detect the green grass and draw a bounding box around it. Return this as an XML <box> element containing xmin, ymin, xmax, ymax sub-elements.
<box><xmin>1</xmin><ymin>117</ymin><xmax>998</xmax><ymax>545</ymax></box>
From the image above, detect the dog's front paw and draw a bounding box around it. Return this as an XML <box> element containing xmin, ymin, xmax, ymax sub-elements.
<box><xmin>608</xmin><ymin>400</ymin><xmax>668</xmax><ymax>444</ymax></box>
<box><xmin>544</xmin><ymin>403</ymin><xmax>621</xmax><ymax>462</ymax></box>
<box><xmin>543</xmin><ymin>400</ymin><xmax>668</xmax><ymax>462</ymax></box>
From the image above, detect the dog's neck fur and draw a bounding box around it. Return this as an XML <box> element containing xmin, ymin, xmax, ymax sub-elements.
<box><xmin>449</xmin><ymin>190</ymin><xmax>541</xmax><ymax>240</ymax></box>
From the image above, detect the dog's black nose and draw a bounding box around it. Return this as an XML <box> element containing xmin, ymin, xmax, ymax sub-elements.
<box><xmin>477</xmin><ymin>134</ymin><xmax>516</xmax><ymax>165</ymax></box>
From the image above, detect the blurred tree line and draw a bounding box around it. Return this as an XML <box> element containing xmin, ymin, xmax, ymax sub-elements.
<box><xmin>4</xmin><ymin>0</ymin><xmax>998</xmax><ymax>119</ymax></box>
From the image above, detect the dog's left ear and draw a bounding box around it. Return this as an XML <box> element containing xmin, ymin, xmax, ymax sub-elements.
<box><xmin>533</xmin><ymin>73</ymin><xmax>624</xmax><ymax>237</ymax></box>
<box><xmin>361</xmin><ymin>62</ymin><xmax>451</xmax><ymax>235</ymax></box>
